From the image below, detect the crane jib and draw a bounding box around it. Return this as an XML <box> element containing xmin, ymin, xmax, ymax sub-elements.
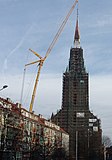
<box><xmin>25</xmin><ymin>0</ymin><xmax>78</xmax><ymax>112</ymax></box>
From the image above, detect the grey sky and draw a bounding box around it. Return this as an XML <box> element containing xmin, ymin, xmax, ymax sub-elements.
<box><xmin>0</xmin><ymin>0</ymin><xmax>112</xmax><ymax>139</ymax></box>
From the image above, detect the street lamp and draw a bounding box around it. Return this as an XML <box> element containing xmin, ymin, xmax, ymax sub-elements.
<box><xmin>0</xmin><ymin>85</ymin><xmax>8</xmax><ymax>91</ymax></box>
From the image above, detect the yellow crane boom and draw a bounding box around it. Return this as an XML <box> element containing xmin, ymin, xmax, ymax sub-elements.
<box><xmin>44</xmin><ymin>0</ymin><xmax>78</xmax><ymax>61</ymax></box>
<box><xmin>26</xmin><ymin>0</ymin><xmax>78</xmax><ymax>112</ymax></box>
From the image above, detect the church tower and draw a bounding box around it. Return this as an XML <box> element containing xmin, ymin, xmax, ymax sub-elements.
<box><xmin>51</xmin><ymin>10</ymin><xmax>103</xmax><ymax>160</ymax></box>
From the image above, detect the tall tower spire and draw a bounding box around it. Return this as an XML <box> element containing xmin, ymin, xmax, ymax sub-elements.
<box><xmin>51</xmin><ymin>3</ymin><xmax>102</xmax><ymax>159</ymax></box>
<box><xmin>74</xmin><ymin>8</ymin><xmax>80</xmax><ymax>48</ymax></box>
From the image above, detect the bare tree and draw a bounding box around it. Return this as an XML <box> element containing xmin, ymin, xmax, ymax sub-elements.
<box><xmin>102</xmin><ymin>135</ymin><xmax>112</xmax><ymax>147</ymax></box>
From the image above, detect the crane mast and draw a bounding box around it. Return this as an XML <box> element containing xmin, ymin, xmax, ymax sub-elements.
<box><xmin>25</xmin><ymin>0</ymin><xmax>78</xmax><ymax>112</ymax></box>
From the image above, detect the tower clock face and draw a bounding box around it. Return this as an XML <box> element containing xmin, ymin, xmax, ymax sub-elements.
<box><xmin>93</xmin><ymin>126</ymin><xmax>98</xmax><ymax>132</ymax></box>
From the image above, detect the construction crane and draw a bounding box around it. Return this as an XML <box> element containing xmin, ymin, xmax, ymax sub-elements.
<box><xmin>25</xmin><ymin>0</ymin><xmax>78</xmax><ymax>112</ymax></box>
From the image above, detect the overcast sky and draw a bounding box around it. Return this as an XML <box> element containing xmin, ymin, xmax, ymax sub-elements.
<box><xmin>0</xmin><ymin>0</ymin><xmax>112</xmax><ymax>139</ymax></box>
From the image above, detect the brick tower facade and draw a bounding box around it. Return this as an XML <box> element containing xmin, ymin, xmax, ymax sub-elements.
<box><xmin>51</xmin><ymin>15</ymin><xmax>103</xmax><ymax>160</ymax></box>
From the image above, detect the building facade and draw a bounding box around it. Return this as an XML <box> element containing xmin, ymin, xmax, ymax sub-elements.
<box><xmin>51</xmin><ymin>16</ymin><xmax>103</xmax><ymax>160</ymax></box>
<box><xmin>0</xmin><ymin>97</ymin><xmax>69</xmax><ymax>160</ymax></box>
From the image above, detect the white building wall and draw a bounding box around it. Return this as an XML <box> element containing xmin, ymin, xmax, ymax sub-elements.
<box><xmin>62</xmin><ymin>132</ymin><xmax>69</xmax><ymax>154</ymax></box>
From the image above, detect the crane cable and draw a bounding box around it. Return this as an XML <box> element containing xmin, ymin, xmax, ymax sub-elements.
<box><xmin>20</xmin><ymin>67</ymin><xmax>26</xmax><ymax>107</ymax></box>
